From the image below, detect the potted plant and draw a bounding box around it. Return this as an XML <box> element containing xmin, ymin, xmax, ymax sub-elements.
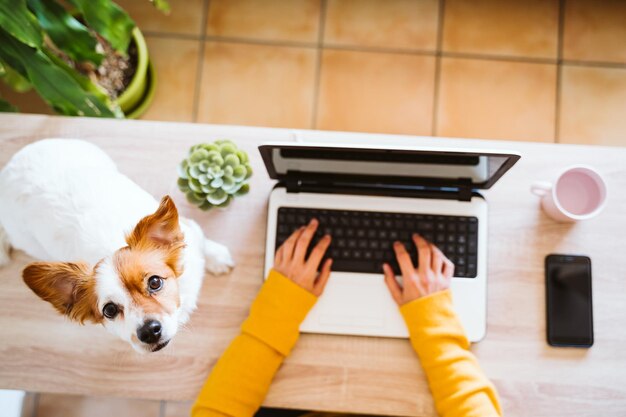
<box><xmin>0</xmin><ymin>0</ymin><xmax>169</xmax><ymax>118</ymax></box>
<box><xmin>177</xmin><ymin>141</ymin><xmax>253</xmax><ymax>210</ymax></box>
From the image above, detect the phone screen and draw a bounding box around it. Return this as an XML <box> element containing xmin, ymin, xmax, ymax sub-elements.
<box><xmin>546</xmin><ymin>254</ymin><xmax>593</xmax><ymax>347</ymax></box>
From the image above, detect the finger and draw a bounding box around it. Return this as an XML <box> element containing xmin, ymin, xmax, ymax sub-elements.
<box><xmin>313</xmin><ymin>258</ymin><xmax>333</xmax><ymax>296</ymax></box>
<box><xmin>281</xmin><ymin>227</ymin><xmax>304</xmax><ymax>261</ymax></box>
<box><xmin>439</xmin><ymin>270</ymin><xmax>452</xmax><ymax>291</ymax></box>
<box><xmin>413</xmin><ymin>234</ymin><xmax>432</xmax><ymax>272</ymax></box>
<box><xmin>274</xmin><ymin>245</ymin><xmax>283</xmax><ymax>265</ymax></box>
<box><xmin>383</xmin><ymin>263</ymin><xmax>403</xmax><ymax>305</ymax></box>
<box><xmin>393</xmin><ymin>241</ymin><xmax>416</xmax><ymax>280</ymax></box>
<box><xmin>442</xmin><ymin>257</ymin><xmax>455</xmax><ymax>280</ymax></box>
<box><xmin>293</xmin><ymin>219</ymin><xmax>319</xmax><ymax>262</ymax></box>
<box><xmin>430</xmin><ymin>244</ymin><xmax>443</xmax><ymax>274</ymax></box>
<box><xmin>306</xmin><ymin>234</ymin><xmax>332</xmax><ymax>270</ymax></box>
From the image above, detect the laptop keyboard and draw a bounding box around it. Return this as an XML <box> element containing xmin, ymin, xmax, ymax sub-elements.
<box><xmin>275</xmin><ymin>207</ymin><xmax>478</xmax><ymax>278</ymax></box>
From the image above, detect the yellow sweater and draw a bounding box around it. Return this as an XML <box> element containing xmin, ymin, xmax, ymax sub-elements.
<box><xmin>192</xmin><ymin>270</ymin><xmax>501</xmax><ymax>417</ymax></box>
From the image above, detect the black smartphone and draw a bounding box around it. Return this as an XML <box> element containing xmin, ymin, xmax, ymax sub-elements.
<box><xmin>545</xmin><ymin>254</ymin><xmax>594</xmax><ymax>347</ymax></box>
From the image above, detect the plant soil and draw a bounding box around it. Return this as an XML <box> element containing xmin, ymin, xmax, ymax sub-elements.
<box><xmin>51</xmin><ymin>33</ymin><xmax>137</xmax><ymax>100</ymax></box>
<box><xmin>89</xmin><ymin>34</ymin><xmax>137</xmax><ymax>99</ymax></box>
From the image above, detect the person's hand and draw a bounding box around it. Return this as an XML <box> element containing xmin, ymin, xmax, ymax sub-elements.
<box><xmin>383</xmin><ymin>234</ymin><xmax>454</xmax><ymax>305</ymax></box>
<box><xmin>273</xmin><ymin>219</ymin><xmax>333</xmax><ymax>296</ymax></box>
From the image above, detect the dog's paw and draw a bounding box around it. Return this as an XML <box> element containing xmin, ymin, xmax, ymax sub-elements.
<box><xmin>204</xmin><ymin>240</ymin><xmax>235</xmax><ymax>275</ymax></box>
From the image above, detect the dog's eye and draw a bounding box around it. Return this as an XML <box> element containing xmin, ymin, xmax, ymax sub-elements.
<box><xmin>148</xmin><ymin>275</ymin><xmax>163</xmax><ymax>292</ymax></box>
<box><xmin>103</xmin><ymin>302</ymin><xmax>119</xmax><ymax>319</ymax></box>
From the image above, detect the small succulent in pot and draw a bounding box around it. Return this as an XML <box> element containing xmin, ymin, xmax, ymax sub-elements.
<box><xmin>177</xmin><ymin>140</ymin><xmax>252</xmax><ymax>210</ymax></box>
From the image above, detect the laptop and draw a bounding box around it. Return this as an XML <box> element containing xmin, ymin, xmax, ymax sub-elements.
<box><xmin>260</xmin><ymin>142</ymin><xmax>520</xmax><ymax>342</ymax></box>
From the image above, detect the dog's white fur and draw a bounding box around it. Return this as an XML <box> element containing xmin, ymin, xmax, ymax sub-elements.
<box><xmin>0</xmin><ymin>139</ymin><xmax>234</xmax><ymax>352</ymax></box>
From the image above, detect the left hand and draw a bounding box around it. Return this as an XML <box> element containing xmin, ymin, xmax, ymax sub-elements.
<box><xmin>273</xmin><ymin>218</ymin><xmax>333</xmax><ymax>296</ymax></box>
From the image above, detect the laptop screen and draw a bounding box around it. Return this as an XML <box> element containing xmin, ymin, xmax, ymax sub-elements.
<box><xmin>259</xmin><ymin>144</ymin><xmax>520</xmax><ymax>189</ymax></box>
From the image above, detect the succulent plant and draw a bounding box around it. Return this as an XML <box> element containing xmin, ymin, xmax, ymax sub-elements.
<box><xmin>177</xmin><ymin>140</ymin><xmax>252</xmax><ymax>210</ymax></box>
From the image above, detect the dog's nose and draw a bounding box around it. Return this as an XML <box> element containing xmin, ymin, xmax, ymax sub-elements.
<box><xmin>137</xmin><ymin>320</ymin><xmax>162</xmax><ymax>344</ymax></box>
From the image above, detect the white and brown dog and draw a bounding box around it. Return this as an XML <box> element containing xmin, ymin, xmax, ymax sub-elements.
<box><xmin>0</xmin><ymin>139</ymin><xmax>234</xmax><ymax>353</ymax></box>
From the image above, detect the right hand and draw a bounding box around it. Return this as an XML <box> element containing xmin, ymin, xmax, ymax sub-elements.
<box><xmin>273</xmin><ymin>219</ymin><xmax>333</xmax><ymax>297</ymax></box>
<box><xmin>383</xmin><ymin>234</ymin><xmax>454</xmax><ymax>306</ymax></box>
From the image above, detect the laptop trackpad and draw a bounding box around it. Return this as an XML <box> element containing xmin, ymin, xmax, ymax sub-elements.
<box><xmin>301</xmin><ymin>273</ymin><xmax>401</xmax><ymax>334</ymax></box>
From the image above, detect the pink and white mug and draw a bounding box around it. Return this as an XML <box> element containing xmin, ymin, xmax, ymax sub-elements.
<box><xmin>531</xmin><ymin>165</ymin><xmax>607</xmax><ymax>222</ymax></box>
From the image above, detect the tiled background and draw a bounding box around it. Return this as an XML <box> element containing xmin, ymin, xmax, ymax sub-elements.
<box><xmin>5</xmin><ymin>0</ymin><xmax>626</xmax><ymax>416</ymax></box>
<box><xmin>2</xmin><ymin>0</ymin><xmax>626</xmax><ymax>147</ymax></box>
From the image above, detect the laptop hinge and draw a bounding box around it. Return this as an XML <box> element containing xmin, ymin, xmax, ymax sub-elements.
<box><xmin>285</xmin><ymin>178</ymin><xmax>301</xmax><ymax>193</ymax></box>
<box><xmin>457</xmin><ymin>178</ymin><xmax>473</xmax><ymax>202</ymax></box>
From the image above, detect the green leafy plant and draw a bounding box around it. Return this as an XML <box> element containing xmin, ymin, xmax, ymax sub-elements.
<box><xmin>177</xmin><ymin>141</ymin><xmax>253</xmax><ymax>210</ymax></box>
<box><xmin>0</xmin><ymin>0</ymin><xmax>168</xmax><ymax>116</ymax></box>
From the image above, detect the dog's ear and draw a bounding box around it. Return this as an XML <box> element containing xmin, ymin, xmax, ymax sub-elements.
<box><xmin>126</xmin><ymin>196</ymin><xmax>183</xmax><ymax>250</ymax></box>
<box><xmin>22</xmin><ymin>262</ymin><xmax>99</xmax><ymax>323</ymax></box>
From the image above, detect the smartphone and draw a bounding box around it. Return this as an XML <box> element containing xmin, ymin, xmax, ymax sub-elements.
<box><xmin>545</xmin><ymin>254</ymin><xmax>593</xmax><ymax>347</ymax></box>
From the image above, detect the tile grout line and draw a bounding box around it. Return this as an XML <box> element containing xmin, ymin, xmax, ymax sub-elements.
<box><xmin>142</xmin><ymin>31</ymin><xmax>626</xmax><ymax>69</ymax></box>
<box><xmin>324</xmin><ymin>43</ymin><xmax>435</xmax><ymax>56</ymax></box>
<box><xmin>431</xmin><ymin>0</ymin><xmax>446</xmax><ymax>137</ymax></box>
<box><xmin>442</xmin><ymin>51</ymin><xmax>555</xmax><ymax>65</ymax></box>
<box><xmin>310</xmin><ymin>0</ymin><xmax>327</xmax><ymax>130</ymax></box>
<box><xmin>191</xmin><ymin>0</ymin><xmax>211</xmax><ymax>123</ymax></box>
<box><xmin>207</xmin><ymin>35</ymin><xmax>317</xmax><ymax>49</ymax></box>
<box><xmin>554</xmin><ymin>0</ymin><xmax>566</xmax><ymax>143</ymax></box>
<box><xmin>561</xmin><ymin>59</ymin><xmax>626</xmax><ymax>69</ymax></box>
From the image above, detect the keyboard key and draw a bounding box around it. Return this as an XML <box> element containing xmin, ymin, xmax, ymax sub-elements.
<box><xmin>333</xmin><ymin>260</ymin><xmax>378</xmax><ymax>273</ymax></box>
<box><xmin>418</xmin><ymin>221</ymin><xmax>434</xmax><ymax>231</ymax></box>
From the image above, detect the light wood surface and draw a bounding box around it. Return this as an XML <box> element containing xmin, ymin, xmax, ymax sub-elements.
<box><xmin>1</xmin><ymin>114</ymin><xmax>625</xmax><ymax>417</ymax></box>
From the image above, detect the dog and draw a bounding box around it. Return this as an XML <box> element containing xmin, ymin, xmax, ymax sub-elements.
<box><xmin>0</xmin><ymin>139</ymin><xmax>234</xmax><ymax>353</ymax></box>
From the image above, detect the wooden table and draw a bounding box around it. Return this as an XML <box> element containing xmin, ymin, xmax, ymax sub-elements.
<box><xmin>1</xmin><ymin>114</ymin><xmax>625</xmax><ymax>417</ymax></box>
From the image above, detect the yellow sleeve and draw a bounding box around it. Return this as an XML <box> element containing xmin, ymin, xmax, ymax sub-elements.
<box><xmin>192</xmin><ymin>270</ymin><xmax>317</xmax><ymax>417</ymax></box>
<box><xmin>400</xmin><ymin>290</ymin><xmax>502</xmax><ymax>417</ymax></box>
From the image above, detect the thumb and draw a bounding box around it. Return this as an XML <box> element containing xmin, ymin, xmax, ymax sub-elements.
<box><xmin>383</xmin><ymin>263</ymin><xmax>403</xmax><ymax>305</ymax></box>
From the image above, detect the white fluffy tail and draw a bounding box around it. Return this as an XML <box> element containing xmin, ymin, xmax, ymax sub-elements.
<box><xmin>0</xmin><ymin>223</ymin><xmax>11</xmax><ymax>267</ymax></box>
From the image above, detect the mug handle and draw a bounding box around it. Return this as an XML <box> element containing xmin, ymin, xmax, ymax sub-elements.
<box><xmin>531</xmin><ymin>181</ymin><xmax>552</xmax><ymax>197</ymax></box>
